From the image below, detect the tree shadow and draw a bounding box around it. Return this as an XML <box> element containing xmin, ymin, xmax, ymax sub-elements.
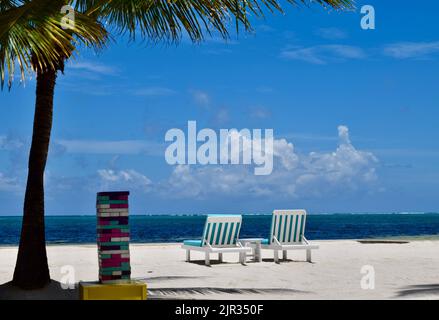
<box><xmin>186</xmin><ymin>260</ymin><xmax>243</xmax><ymax>267</ymax></box>
<box><xmin>358</xmin><ymin>240</ymin><xmax>410</xmax><ymax>244</ymax></box>
<box><xmin>395</xmin><ymin>284</ymin><xmax>439</xmax><ymax>299</ymax></box>
<box><xmin>148</xmin><ymin>287</ymin><xmax>310</xmax><ymax>300</ymax></box>
<box><xmin>262</xmin><ymin>258</ymin><xmax>292</xmax><ymax>263</ymax></box>
<box><xmin>0</xmin><ymin>280</ymin><xmax>79</xmax><ymax>300</ymax></box>
<box><xmin>136</xmin><ymin>275</ymin><xmax>207</xmax><ymax>282</ymax></box>
<box><xmin>261</xmin><ymin>258</ymin><xmax>315</xmax><ymax>264</ymax></box>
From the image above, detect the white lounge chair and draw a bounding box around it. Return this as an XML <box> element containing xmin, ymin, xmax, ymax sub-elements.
<box><xmin>261</xmin><ymin>210</ymin><xmax>319</xmax><ymax>264</ymax></box>
<box><xmin>181</xmin><ymin>215</ymin><xmax>252</xmax><ymax>266</ymax></box>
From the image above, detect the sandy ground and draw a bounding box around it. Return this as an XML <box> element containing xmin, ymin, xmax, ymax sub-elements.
<box><xmin>1</xmin><ymin>240</ymin><xmax>439</xmax><ymax>300</ymax></box>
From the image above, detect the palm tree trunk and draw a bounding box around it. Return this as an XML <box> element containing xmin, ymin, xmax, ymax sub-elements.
<box><xmin>12</xmin><ymin>67</ymin><xmax>58</xmax><ymax>289</ymax></box>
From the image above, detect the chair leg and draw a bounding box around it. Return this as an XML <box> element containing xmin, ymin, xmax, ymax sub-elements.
<box><xmin>205</xmin><ymin>252</ymin><xmax>210</xmax><ymax>266</ymax></box>
<box><xmin>306</xmin><ymin>249</ymin><xmax>312</xmax><ymax>263</ymax></box>
<box><xmin>283</xmin><ymin>250</ymin><xmax>287</xmax><ymax>261</ymax></box>
<box><xmin>274</xmin><ymin>250</ymin><xmax>279</xmax><ymax>264</ymax></box>
<box><xmin>239</xmin><ymin>252</ymin><xmax>246</xmax><ymax>265</ymax></box>
<box><xmin>186</xmin><ymin>250</ymin><xmax>190</xmax><ymax>262</ymax></box>
<box><xmin>256</xmin><ymin>243</ymin><xmax>262</xmax><ymax>263</ymax></box>
<box><xmin>219</xmin><ymin>253</ymin><xmax>223</xmax><ymax>263</ymax></box>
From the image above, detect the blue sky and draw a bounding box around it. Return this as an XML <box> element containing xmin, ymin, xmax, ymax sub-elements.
<box><xmin>1</xmin><ymin>1</ymin><xmax>438</xmax><ymax>215</ymax></box>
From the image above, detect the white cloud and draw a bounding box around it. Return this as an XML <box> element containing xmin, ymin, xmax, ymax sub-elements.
<box><xmin>162</xmin><ymin>126</ymin><xmax>378</xmax><ymax>200</ymax></box>
<box><xmin>257</xmin><ymin>24</ymin><xmax>276</xmax><ymax>33</ymax></box>
<box><xmin>383</xmin><ymin>41</ymin><xmax>439</xmax><ymax>59</ymax></box>
<box><xmin>191</xmin><ymin>90</ymin><xmax>210</xmax><ymax>107</ymax></box>
<box><xmin>337</xmin><ymin>125</ymin><xmax>350</xmax><ymax>144</ymax></box>
<box><xmin>98</xmin><ymin>169</ymin><xmax>152</xmax><ymax>193</ymax></box>
<box><xmin>68</xmin><ymin>61</ymin><xmax>118</xmax><ymax>76</ymax></box>
<box><xmin>279</xmin><ymin>41</ymin><xmax>439</xmax><ymax>64</ymax></box>
<box><xmin>44</xmin><ymin>171</ymin><xmax>87</xmax><ymax>194</ymax></box>
<box><xmin>61</xmin><ymin>82</ymin><xmax>176</xmax><ymax>97</ymax></box>
<box><xmin>56</xmin><ymin>139</ymin><xmax>164</xmax><ymax>156</ymax></box>
<box><xmin>281</xmin><ymin>132</ymin><xmax>337</xmax><ymax>142</ymax></box>
<box><xmin>315</xmin><ymin>27</ymin><xmax>348</xmax><ymax>40</ymax></box>
<box><xmin>0</xmin><ymin>172</ymin><xmax>21</xmax><ymax>192</ymax></box>
<box><xmin>273</xmin><ymin>138</ymin><xmax>299</xmax><ymax>171</ymax></box>
<box><xmin>212</xmin><ymin>108</ymin><xmax>230</xmax><ymax>125</ymax></box>
<box><xmin>33</xmin><ymin>126</ymin><xmax>378</xmax><ymax>202</ymax></box>
<box><xmin>166</xmin><ymin>165</ymin><xmax>255</xmax><ymax>198</ymax></box>
<box><xmin>250</xmin><ymin>107</ymin><xmax>272</xmax><ymax>119</ymax></box>
<box><xmin>281</xmin><ymin>45</ymin><xmax>366</xmax><ymax>64</ymax></box>
<box><xmin>0</xmin><ymin>135</ymin><xmax>25</xmax><ymax>150</ymax></box>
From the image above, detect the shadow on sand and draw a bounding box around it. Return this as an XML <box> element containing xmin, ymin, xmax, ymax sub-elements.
<box><xmin>138</xmin><ymin>275</ymin><xmax>208</xmax><ymax>282</ymax></box>
<box><xmin>395</xmin><ymin>284</ymin><xmax>439</xmax><ymax>299</ymax></box>
<box><xmin>0</xmin><ymin>280</ymin><xmax>310</xmax><ymax>300</ymax></box>
<box><xmin>0</xmin><ymin>280</ymin><xmax>79</xmax><ymax>300</ymax></box>
<box><xmin>185</xmin><ymin>258</ymin><xmax>312</xmax><ymax>265</ymax></box>
<box><xmin>148</xmin><ymin>287</ymin><xmax>310</xmax><ymax>300</ymax></box>
<box><xmin>186</xmin><ymin>260</ymin><xmax>243</xmax><ymax>266</ymax></box>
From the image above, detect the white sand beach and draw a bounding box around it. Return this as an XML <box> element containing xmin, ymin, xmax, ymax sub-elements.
<box><xmin>1</xmin><ymin>240</ymin><xmax>439</xmax><ymax>300</ymax></box>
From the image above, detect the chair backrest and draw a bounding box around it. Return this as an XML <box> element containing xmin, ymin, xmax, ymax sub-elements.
<box><xmin>269</xmin><ymin>210</ymin><xmax>307</xmax><ymax>245</ymax></box>
<box><xmin>201</xmin><ymin>215</ymin><xmax>242</xmax><ymax>247</ymax></box>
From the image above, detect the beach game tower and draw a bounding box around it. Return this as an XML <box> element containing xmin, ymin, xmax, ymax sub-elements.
<box><xmin>96</xmin><ymin>191</ymin><xmax>131</xmax><ymax>283</ymax></box>
<box><xmin>79</xmin><ymin>191</ymin><xmax>147</xmax><ymax>300</ymax></box>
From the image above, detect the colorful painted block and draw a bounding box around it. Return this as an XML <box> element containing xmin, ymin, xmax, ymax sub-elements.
<box><xmin>98</xmin><ymin>249</ymin><xmax>130</xmax><ymax>255</ymax></box>
<box><xmin>96</xmin><ymin>191</ymin><xmax>131</xmax><ymax>284</ymax></box>
<box><xmin>97</xmin><ymin>224</ymin><xmax>128</xmax><ymax>230</ymax></box>
<box><xmin>97</xmin><ymin>208</ymin><xmax>129</xmax><ymax>213</ymax></box>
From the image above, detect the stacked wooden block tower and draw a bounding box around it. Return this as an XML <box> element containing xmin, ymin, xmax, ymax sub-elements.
<box><xmin>96</xmin><ymin>191</ymin><xmax>131</xmax><ymax>283</ymax></box>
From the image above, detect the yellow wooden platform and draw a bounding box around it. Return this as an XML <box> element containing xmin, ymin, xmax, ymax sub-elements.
<box><xmin>79</xmin><ymin>281</ymin><xmax>147</xmax><ymax>300</ymax></box>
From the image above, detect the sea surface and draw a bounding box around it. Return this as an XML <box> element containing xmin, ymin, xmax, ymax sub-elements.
<box><xmin>0</xmin><ymin>213</ymin><xmax>438</xmax><ymax>245</ymax></box>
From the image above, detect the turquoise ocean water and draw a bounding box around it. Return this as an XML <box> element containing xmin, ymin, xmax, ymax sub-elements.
<box><xmin>1</xmin><ymin>213</ymin><xmax>439</xmax><ymax>245</ymax></box>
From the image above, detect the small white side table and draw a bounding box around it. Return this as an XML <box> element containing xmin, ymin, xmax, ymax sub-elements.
<box><xmin>238</xmin><ymin>238</ymin><xmax>263</xmax><ymax>263</ymax></box>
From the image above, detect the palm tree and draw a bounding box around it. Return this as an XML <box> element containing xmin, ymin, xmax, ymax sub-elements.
<box><xmin>0</xmin><ymin>0</ymin><xmax>353</xmax><ymax>289</ymax></box>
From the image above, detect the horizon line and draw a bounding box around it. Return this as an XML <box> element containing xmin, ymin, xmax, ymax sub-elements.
<box><xmin>1</xmin><ymin>211</ymin><xmax>438</xmax><ymax>218</ymax></box>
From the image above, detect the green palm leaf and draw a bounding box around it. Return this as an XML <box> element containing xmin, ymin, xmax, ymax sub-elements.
<box><xmin>0</xmin><ymin>0</ymin><xmax>107</xmax><ymax>89</ymax></box>
<box><xmin>78</xmin><ymin>0</ymin><xmax>354</xmax><ymax>42</ymax></box>
<box><xmin>0</xmin><ymin>0</ymin><xmax>354</xmax><ymax>89</ymax></box>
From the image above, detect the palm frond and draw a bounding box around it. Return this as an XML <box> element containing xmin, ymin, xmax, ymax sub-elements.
<box><xmin>1</xmin><ymin>0</ymin><xmax>354</xmax><ymax>89</ymax></box>
<box><xmin>0</xmin><ymin>0</ymin><xmax>108</xmax><ymax>89</ymax></box>
<box><xmin>76</xmin><ymin>0</ymin><xmax>355</xmax><ymax>43</ymax></box>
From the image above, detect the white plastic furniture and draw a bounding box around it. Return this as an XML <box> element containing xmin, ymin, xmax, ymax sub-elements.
<box><xmin>238</xmin><ymin>238</ymin><xmax>263</xmax><ymax>263</ymax></box>
<box><xmin>182</xmin><ymin>215</ymin><xmax>252</xmax><ymax>266</ymax></box>
<box><xmin>261</xmin><ymin>210</ymin><xmax>319</xmax><ymax>264</ymax></box>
